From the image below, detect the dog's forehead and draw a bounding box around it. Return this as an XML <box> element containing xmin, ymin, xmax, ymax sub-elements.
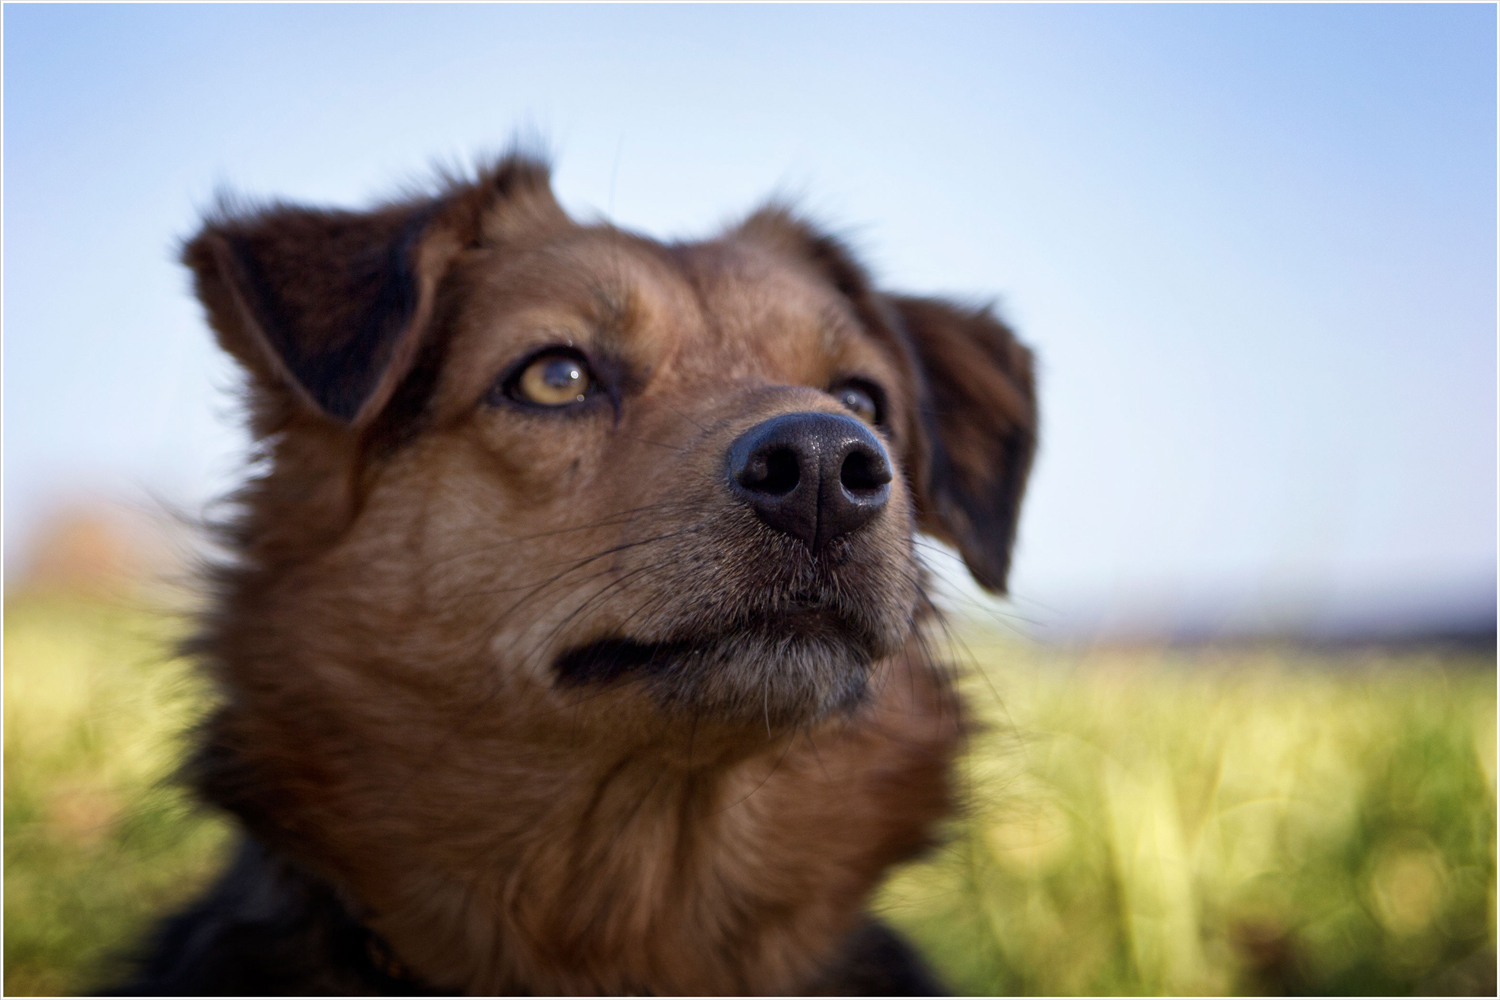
<box><xmin>446</xmin><ymin>226</ymin><xmax>873</xmax><ymax>393</ymax></box>
<box><xmin>664</xmin><ymin>235</ymin><xmax>869</xmax><ymax>376</ymax></box>
<box><xmin>674</xmin><ymin>237</ymin><xmax>846</xmax><ymax>328</ymax></box>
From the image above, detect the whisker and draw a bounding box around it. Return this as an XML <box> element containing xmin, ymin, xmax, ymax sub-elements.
<box><xmin>661</xmin><ymin>402</ymin><xmax>713</xmax><ymax>435</ymax></box>
<box><xmin>711</xmin><ymin>730</ymin><xmax>799</xmax><ymax>816</ymax></box>
<box><xmin>511</xmin><ymin>560</ymin><xmax>676</xmax><ymax>682</ymax></box>
<box><xmin>605</xmin><ymin>430</ymin><xmax>691</xmax><ymax>453</ymax></box>
<box><xmin>424</xmin><ymin>501</ymin><xmax>696</xmax><ymax>569</ymax></box>
<box><xmin>469</xmin><ymin>530</ymin><xmax>691</xmax><ymax>629</ymax></box>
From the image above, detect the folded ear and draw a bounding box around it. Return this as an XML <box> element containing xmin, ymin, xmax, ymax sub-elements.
<box><xmin>183</xmin><ymin>157</ymin><xmax>565</xmax><ymax>426</ymax></box>
<box><xmin>891</xmin><ymin>296</ymin><xmax>1037</xmax><ymax>593</ymax></box>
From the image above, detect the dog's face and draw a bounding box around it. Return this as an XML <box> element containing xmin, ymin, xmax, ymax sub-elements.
<box><xmin>187</xmin><ymin>159</ymin><xmax>1035</xmax><ymax>738</ymax></box>
<box><xmin>424</xmin><ymin>228</ymin><xmax>925</xmax><ymax>725</ymax></box>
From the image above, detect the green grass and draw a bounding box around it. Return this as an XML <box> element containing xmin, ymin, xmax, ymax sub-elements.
<box><xmin>3</xmin><ymin>596</ymin><xmax>231</xmax><ymax>996</ymax></box>
<box><xmin>880</xmin><ymin>636</ymin><xmax>1497</xmax><ymax>995</ymax></box>
<box><xmin>4</xmin><ymin>596</ymin><xmax>1495</xmax><ymax>995</ymax></box>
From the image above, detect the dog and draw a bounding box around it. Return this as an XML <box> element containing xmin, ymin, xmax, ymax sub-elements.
<box><xmin>115</xmin><ymin>155</ymin><xmax>1037</xmax><ymax>995</ymax></box>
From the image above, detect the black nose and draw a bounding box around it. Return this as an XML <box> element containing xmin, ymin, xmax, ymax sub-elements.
<box><xmin>726</xmin><ymin>412</ymin><xmax>893</xmax><ymax>553</ymax></box>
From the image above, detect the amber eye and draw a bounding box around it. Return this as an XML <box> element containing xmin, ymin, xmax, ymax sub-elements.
<box><xmin>833</xmin><ymin>383</ymin><xmax>882</xmax><ymax>426</ymax></box>
<box><xmin>511</xmin><ymin>350</ymin><xmax>592</xmax><ymax>407</ymax></box>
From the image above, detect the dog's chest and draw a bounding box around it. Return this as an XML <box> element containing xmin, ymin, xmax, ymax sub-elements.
<box><xmin>346</xmin><ymin>663</ymin><xmax>959</xmax><ymax>995</ymax></box>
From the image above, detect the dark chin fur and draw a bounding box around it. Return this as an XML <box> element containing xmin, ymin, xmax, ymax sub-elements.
<box><xmin>555</xmin><ymin>620</ymin><xmax>891</xmax><ymax>726</ymax></box>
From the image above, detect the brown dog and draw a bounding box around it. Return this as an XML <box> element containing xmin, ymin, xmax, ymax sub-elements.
<box><xmin>117</xmin><ymin>156</ymin><xmax>1036</xmax><ymax>995</ymax></box>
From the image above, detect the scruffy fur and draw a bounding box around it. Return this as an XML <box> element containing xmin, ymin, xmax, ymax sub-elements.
<box><xmin>115</xmin><ymin>155</ymin><xmax>1037</xmax><ymax>996</ymax></box>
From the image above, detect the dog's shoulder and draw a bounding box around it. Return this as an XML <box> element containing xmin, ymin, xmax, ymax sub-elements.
<box><xmin>810</xmin><ymin>920</ymin><xmax>948</xmax><ymax>996</ymax></box>
<box><xmin>107</xmin><ymin>838</ymin><xmax>435</xmax><ymax>997</ymax></box>
<box><xmin>112</xmin><ymin>837</ymin><xmax>944</xmax><ymax>997</ymax></box>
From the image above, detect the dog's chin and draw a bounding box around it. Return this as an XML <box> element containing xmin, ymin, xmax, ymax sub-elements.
<box><xmin>554</xmin><ymin>611</ymin><xmax>896</xmax><ymax>727</ymax></box>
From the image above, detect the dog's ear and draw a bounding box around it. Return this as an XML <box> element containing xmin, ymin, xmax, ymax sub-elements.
<box><xmin>183</xmin><ymin>157</ymin><xmax>566</xmax><ymax>426</ymax></box>
<box><xmin>888</xmin><ymin>296</ymin><xmax>1037</xmax><ymax>593</ymax></box>
<box><xmin>736</xmin><ymin>207</ymin><xmax>1037</xmax><ymax>592</ymax></box>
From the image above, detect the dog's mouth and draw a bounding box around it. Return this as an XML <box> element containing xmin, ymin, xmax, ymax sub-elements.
<box><xmin>552</xmin><ymin>604</ymin><xmax>888</xmax><ymax>725</ymax></box>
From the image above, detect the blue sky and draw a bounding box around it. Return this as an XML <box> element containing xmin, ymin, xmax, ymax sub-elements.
<box><xmin>4</xmin><ymin>4</ymin><xmax>1495</xmax><ymax>630</ymax></box>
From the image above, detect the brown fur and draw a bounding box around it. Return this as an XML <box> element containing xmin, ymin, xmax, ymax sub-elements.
<box><xmin>153</xmin><ymin>155</ymin><xmax>1036</xmax><ymax>995</ymax></box>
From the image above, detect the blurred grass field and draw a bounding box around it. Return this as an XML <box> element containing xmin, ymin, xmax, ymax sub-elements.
<box><xmin>4</xmin><ymin>593</ymin><xmax>1495</xmax><ymax>995</ymax></box>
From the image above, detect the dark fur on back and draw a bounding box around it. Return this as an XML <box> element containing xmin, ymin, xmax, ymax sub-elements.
<box><xmin>113</xmin><ymin>840</ymin><xmax>429</xmax><ymax>996</ymax></box>
<box><xmin>115</xmin><ymin>838</ymin><xmax>942</xmax><ymax>996</ymax></box>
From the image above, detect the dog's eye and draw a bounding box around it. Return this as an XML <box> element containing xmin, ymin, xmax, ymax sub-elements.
<box><xmin>510</xmin><ymin>350</ymin><xmax>594</xmax><ymax>407</ymax></box>
<box><xmin>833</xmin><ymin>383</ymin><xmax>882</xmax><ymax>426</ymax></box>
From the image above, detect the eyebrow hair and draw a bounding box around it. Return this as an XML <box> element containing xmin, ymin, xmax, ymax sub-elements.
<box><xmin>580</xmin><ymin>280</ymin><xmax>642</xmax><ymax>354</ymax></box>
<box><xmin>585</xmin><ymin>281</ymin><xmax>633</xmax><ymax>328</ymax></box>
<box><xmin>818</xmin><ymin>302</ymin><xmax>865</xmax><ymax>344</ymax></box>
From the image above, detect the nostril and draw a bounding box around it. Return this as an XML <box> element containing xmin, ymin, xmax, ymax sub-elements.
<box><xmin>739</xmin><ymin>445</ymin><xmax>801</xmax><ymax>496</ymax></box>
<box><xmin>840</xmin><ymin>449</ymin><xmax>892</xmax><ymax>494</ymax></box>
<box><xmin>726</xmin><ymin>412</ymin><xmax>892</xmax><ymax>553</ymax></box>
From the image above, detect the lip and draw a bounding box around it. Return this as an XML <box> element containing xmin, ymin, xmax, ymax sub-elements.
<box><xmin>553</xmin><ymin>609</ymin><xmax>878</xmax><ymax>690</ymax></box>
<box><xmin>553</xmin><ymin>636</ymin><xmax>694</xmax><ymax>686</ymax></box>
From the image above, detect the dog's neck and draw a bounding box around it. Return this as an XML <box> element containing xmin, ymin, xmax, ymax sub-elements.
<box><xmin>195</xmin><ymin>634</ymin><xmax>961</xmax><ymax>995</ymax></box>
